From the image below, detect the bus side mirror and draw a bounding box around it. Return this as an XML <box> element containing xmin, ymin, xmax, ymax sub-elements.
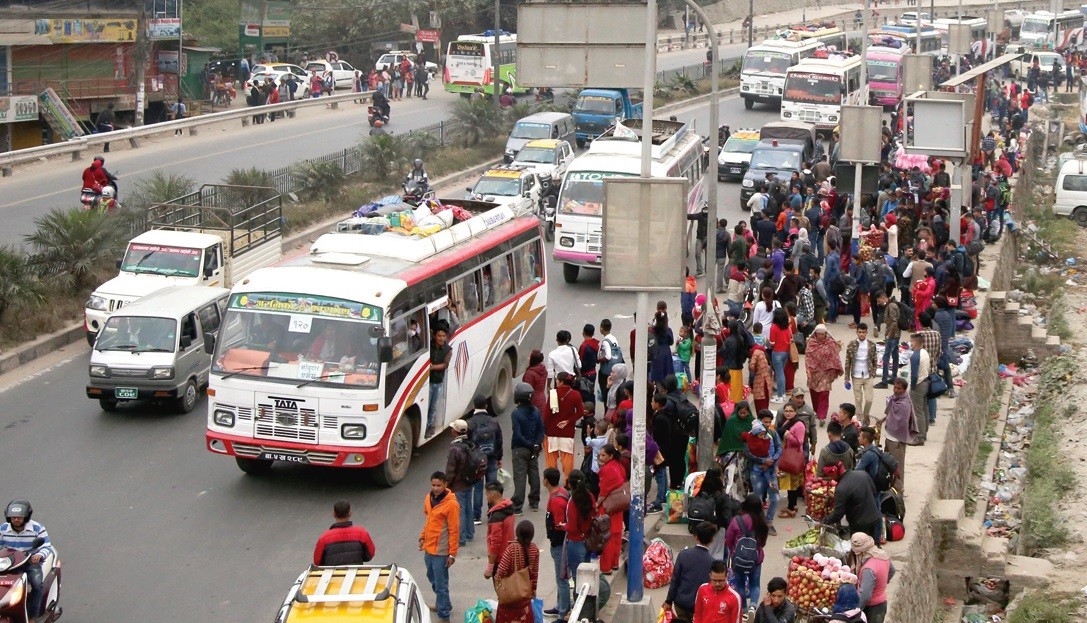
<box><xmin>204</xmin><ymin>333</ymin><xmax>216</xmax><ymax>355</ymax></box>
<box><xmin>377</xmin><ymin>337</ymin><xmax>393</xmax><ymax>363</ymax></box>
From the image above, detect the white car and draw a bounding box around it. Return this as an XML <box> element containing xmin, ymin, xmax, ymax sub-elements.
<box><xmin>374</xmin><ymin>51</ymin><xmax>439</xmax><ymax>75</ymax></box>
<box><xmin>510</xmin><ymin>139</ymin><xmax>576</xmax><ymax>194</ymax></box>
<box><xmin>304</xmin><ymin>60</ymin><xmax>359</xmax><ymax>89</ymax></box>
<box><xmin>899</xmin><ymin>11</ymin><xmax>932</xmax><ymax>25</ymax></box>
<box><xmin>718</xmin><ymin>129</ymin><xmax>761</xmax><ymax>181</ymax></box>
<box><xmin>246</xmin><ymin>63</ymin><xmax>311</xmax><ymax>95</ymax></box>
<box><xmin>1006</xmin><ymin>45</ymin><xmax>1068</xmax><ymax>80</ymax></box>
<box><xmin>466</xmin><ymin>165</ymin><xmax>543</xmax><ymax>213</ymax></box>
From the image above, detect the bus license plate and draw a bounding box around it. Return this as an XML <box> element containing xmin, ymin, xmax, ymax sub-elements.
<box><xmin>115</xmin><ymin>387</ymin><xmax>138</xmax><ymax>399</ymax></box>
<box><xmin>259</xmin><ymin>452</ymin><xmax>308</xmax><ymax>464</ymax></box>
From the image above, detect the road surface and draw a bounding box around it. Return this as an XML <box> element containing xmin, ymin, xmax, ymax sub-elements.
<box><xmin>0</xmin><ymin>92</ymin><xmax>788</xmax><ymax>622</ymax></box>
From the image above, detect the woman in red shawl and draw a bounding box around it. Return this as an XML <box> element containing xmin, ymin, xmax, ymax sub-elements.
<box><xmin>493</xmin><ymin>520</ymin><xmax>540</xmax><ymax>622</ymax></box>
<box><xmin>804</xmin><ymin>324</ymin><xmax>843</xmax><ymax>424</ymax></box>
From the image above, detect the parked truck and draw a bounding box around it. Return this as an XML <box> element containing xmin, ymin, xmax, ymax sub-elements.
<box><xmin>84</xmin><ymin>184</ymin><xmax>284</xmax><ymax>345</ymax></box>
<box><xmin>572</xmin><ymin>88</ymin><xmax>643</xmax><ymax>147</ymax></box>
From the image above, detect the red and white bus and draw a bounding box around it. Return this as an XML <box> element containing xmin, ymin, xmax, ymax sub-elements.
<box><xmin>205</xmin><ymin>201</ymin><xmax>547</xmax><ymax>485</ymax></box>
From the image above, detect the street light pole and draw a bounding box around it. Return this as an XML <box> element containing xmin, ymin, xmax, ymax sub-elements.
<box><xmin>748</xmin><ymin>0</ymin><xmax>754</xmax><ymax>48</ymax></box>
<box><xmin>493</xmin><ymin>0</ymin><xmax>501</xmax><ymax>110</ymax></box>
<box><xmin>679</xmin><ymin>0</ymin><xmax>722</xmax><ymax>472</ymax></box>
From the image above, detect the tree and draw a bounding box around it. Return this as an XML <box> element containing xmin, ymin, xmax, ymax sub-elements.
<box><xmin>0</xmin><ymin>246</ymin><xmax>45</xmax><ymax>332</ymax></box>
<box><xmin>360</xmin><ymin>134</ymin><xmax>411</xmax><ymax>182</ymax></box>
<box><xmin>25</xmin><ymin>209</ymin><xmax>121</xmax><ymax>291</ymax></box>
<box><xmin>449</xmin><ymin>98</ymin><xmax>503</xmax><ymax>147</ymax></box>
<box><xmin>186</xmin><ymin>0</ymin><xmax>242</xmax><ymax>55</ymax></box>
<box><xmin>120</xmin><ymin>171</ymin><xmax>197</xmax><ymax>234</ymax></box>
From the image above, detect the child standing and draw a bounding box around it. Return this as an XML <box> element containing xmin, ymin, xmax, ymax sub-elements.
<box><xmin>584</xmin><ymin>420</ymin><xmax>610</xmax><ymax>474</ymax></box>
<box><xmin>675</xmin><ymin>325</ymin><xmax>693</xmax><ymax>385</ymax></box>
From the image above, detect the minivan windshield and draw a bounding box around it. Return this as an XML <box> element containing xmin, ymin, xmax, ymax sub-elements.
<box><xmin>120</xmin><ymin>243</ymin><xmax>202</xmax><ymax>277</ymax></box>
<box><xmin>749</xmin><ymin>146</ymin><xmax>803</xmax><ymax>170</ymax></box>
<box><xmin>511</xmin><ymin>122</ymin><xmax>551</xmax><ymax>139</ymax></box>
<box><xmin>473</xmin><ymin>177</ymin><xmax>521</xmax><ymax>197</ymax></box>
<box><xmin>96</xmin><ymin>316</ymin><xmax>177</xmax><ymax>352</ymax></box>
<box><xmin>514</xmin><ymin>146</ymin><xmax>557</xmax><ymax>164</ymax></box>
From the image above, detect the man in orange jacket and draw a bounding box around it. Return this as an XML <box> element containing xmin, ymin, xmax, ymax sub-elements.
<box><xmin>693</xmin><ymin>561</ymin><xmax>743</xmax><ymax>623</ymax></box>
<box><xmin>420</xmin><ymin>471</ymin><xmax>460</xmax><ymax>623</ymax></box>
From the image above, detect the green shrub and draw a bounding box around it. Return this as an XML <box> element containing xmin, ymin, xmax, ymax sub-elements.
<box><xmin>449</xmin><ymin>98</ymin><xmax>504</xmax><ymax>147</ymax></box>
<box><xmin>24</xmin><ymin>208</ymin><xmax>121</xmax><ymax>291</ymax></box>
<box><xmin>360</xmin><ymin>134</ymin><xmax>411</xmax><ymax>183</ymax></box>
<box><xmin>293</xmin><ymin>160</ymin><xmax>345</xmax><ymax>202</ymax></box>
<box><xmin>0</xmin><ymin>245</ymin><xmax>45</xmax><ymax>327</ymax></box>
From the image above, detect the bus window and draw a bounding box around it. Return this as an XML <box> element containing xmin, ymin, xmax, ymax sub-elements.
<box><xmin>513</xmin><ymin>241</ymin><xmax>542</xmax><ymax>290</ymax></box>
<box><xmin>488</xmin><ymin>256</ymin><xmax>514</xmax><ymax>304</ymax></box>
<box><xmin>449</xmin><ymin>271</ymin><xmax>481</xmax><ymax>325</ymax></box>
<box><xmin>391</xmin><ymin>308</ymin><xmax>428</xmax><ymax>364</ymax></box>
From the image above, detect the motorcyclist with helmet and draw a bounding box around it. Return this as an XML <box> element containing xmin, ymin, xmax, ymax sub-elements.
<box><xmin>81</xmin><ymin>156</ymin><xmax>111</xmax><ymax>194</ymax></box>
<box><xmin>509</xmin><ymin>382</ymin><xmax>544</xmax><ymax>514</ymax></box>
<box><xmin>1</xmin><ymin>500</ymin><xmax>54</xmax><ymax>622</ymax></box>
<box><xmin>406</xmin><ymin>158</ymin><xmax>429</xmax><ymax>185</ymax></box>
<box><xmin>95</xmin><ymin>185</ymin><xmax>119</xmax><ymax>213</ymax></box>
<box><xmin>371</xmin><ymin>87</ymin><xmax>391</xmax><ymax>123</ymax></box>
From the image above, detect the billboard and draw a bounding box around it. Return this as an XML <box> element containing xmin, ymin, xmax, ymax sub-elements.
<box><xmin>148</xmin><ymin>18</ymin><xmax>181</xmax><ymax>39</ymax></box>
<box><xmin>34</xmin><ymin>17</ymin><xmax>138</xmax><ymax>43</ymax></box>
<box><xmin>0</xmin><ymin>96</ymin><xmax>39</xmax><ymax>125</ymax></box>
<box><xmin>239</xmin><ymin>0</ymin><xmax>291</xmax><ymax>40</ymax></box>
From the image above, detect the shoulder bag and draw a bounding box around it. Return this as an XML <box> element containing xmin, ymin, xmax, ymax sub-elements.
<box><xmin>494</xmin><ymin>543</ymin><xmax>533</xmax><ymax>604</ymax></box>
<box><xmin>601</xmin><ymin>481</ymin><xmax>631</xmax><ymax>515</ymax></box>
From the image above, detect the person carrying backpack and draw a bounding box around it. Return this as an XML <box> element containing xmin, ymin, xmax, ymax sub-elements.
<box><xmin>725</xmin><ymin>494</ymin><xmax>769</xmax><ymax>615</ymax></box>
<box><xmin>446</xmin><ymin>419</ymin><xmax>484</xmax><ymax>547</ymax></box>
<box><xmin>466</xmin><ymin>394</ymin><xmax>503</xmax><ymax>526</ymax></box>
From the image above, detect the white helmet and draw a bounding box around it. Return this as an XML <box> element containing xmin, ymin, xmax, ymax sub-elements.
<box><xmin>101</xmin><ymin>186</ymin><xmax>116</xmax><ymax>198</ymax></box>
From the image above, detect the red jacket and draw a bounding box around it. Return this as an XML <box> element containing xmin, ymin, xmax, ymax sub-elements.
<box><xmin>596</xmin><ymin>459</ymin><xmax>627</xmax><ymax>514</ymax></box>
<box><xmin>565</xmin><ymin>492</ymin><xmax>597</xmax><ymax>541</ymax></box>
<box><xmin>312</xmin><ymin>521</ymin><xmax>377</xmax><ymax>566</ymax></box>
<box><xmin>486</xmin><ymin>498</ymin><xmax>516</xmax><ymax>566</ymax></box>
<box><xmin>82</xmin><ymin>164</ymin><xmax>109</xmax><ymax>193</ymax></box>
<box><xmin>546</xmin><ymin>385</ymin><xmax>581</xmax><ymax>438</ymax></box>
<box><xmin>693</xmin><ymin>583</ymin><xmax>742</xmax><ymax>623</ymax></box>
<box><xmin>522</xmin><ymin>364</ymin><xmax>548</xmax><ymax>417</ymax></box>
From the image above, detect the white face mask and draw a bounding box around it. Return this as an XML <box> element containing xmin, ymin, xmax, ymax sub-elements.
<box><xmin>409</xmin><ymin>329</ymin><xmax>417</xmax><ymax>337</ymax></box>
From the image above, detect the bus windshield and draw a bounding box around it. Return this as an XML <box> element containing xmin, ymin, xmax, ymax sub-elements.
<box><xmin>1020</xmin><ymin>18</ymin><xmax>1051</xmax><ymax>33</ymax></box>
<box><xmin>866</xmin><ymin>60</ymin><xmax>899</xmax><ymax>82</ymax></box>
<box><xmin>783</xmin><ymin>72</ymin><xmax>842</xmax><ymax>104</ymax></box>
<box><xmin>742</xmin><ymin>51</ymin><xmax>794</xmax><ymax>75</ymax></box>
<box><xmin>120</xmin><ymin>243</ymin><xmax>202</xmax><ymax>277</ymax></box>
<box><xmin>558</xmin><ymin>171</ymin><xmax>636</xmax><ymax>216</ymax></box>
<box><xmin>214</xmin><ymin>293</ymin><xmax>384</xmax><ymax>389</ymax></box>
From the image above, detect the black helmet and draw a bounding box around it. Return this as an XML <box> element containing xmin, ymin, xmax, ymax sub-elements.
<box><xmin>514</xmin><ymin>382</ymin><xmax>534</xmax><ymax>404</ymax></box>
<box><xmin>5</xmin><ymin>500</ymin><xmax>32</xmax><ymax>522</ymax></box>
<box><xmin>413</xmin><ymin>158</ymin><xmax>424</xmax><ymax>169</ymax></box>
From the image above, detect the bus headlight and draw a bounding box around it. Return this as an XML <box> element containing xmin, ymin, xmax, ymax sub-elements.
<box><xmin>341</xmin><ymin>423</ymin><xmax>367</xmax><ymax>439</ymax></box>
<box><xmin>213</xmin><ymin>409</ymin><xmax>235</xmax><ymax>427</ymax></box>
<box><xmin>828</xmin><ymin>115</ymin><xmax>838</xmax><ymax>123</ymax></box>
<box><xmin>742</xmin><ymin>179</ymin><xmax>754</xmax><ymax>188</ymax></box>
<box><xmin>559</xmin><ymin>237</ymin><xmax>575</xmax><ymax>248</ymax></box>
<box><xmin>85</xmin><ymin>295</ymin><xmax>108</xmax><ymax>311</ymax></box>
<box><xmin>89</xmin><ymin>364</ymin><xmax>110</xmax><ymax>378</ymax></box>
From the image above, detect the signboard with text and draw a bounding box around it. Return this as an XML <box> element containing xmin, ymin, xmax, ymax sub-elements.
<box><xmin>148</xmin><ymin>18</ymin><xmax>180</xmax><ymax>39</ymax></box>
<box><xmin>0</xmin><ymin>96</ymin><xmax>39</xmax><ymax>125</ymax></box>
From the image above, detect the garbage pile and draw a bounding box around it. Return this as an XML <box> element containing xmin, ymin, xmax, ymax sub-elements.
<box><xmin>960</xmin><ymin>577</ymin><xmax>1010</xmax><ymax>622</ymax></box>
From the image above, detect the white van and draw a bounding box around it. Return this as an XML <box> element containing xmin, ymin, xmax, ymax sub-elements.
<box><xmin>1054</xmin><ymin>157</ymin><xmax>1087</xmax><ymax>226</ymax></box>
<box><xmin>85</xmin><ymin>286</ymin><xmax>230</xmax><ymax>413</ymax></box>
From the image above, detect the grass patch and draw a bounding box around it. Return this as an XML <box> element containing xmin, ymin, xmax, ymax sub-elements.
<box><xmin>1048</xmin><ymin>300</ymin><xmax>1074</xmax><ymax>342</ymax></box>
<box><xmin>0</xmin><ymin>284</ymin><xmax>96</xmax><ymax>350</ymax></box>
<box><xmin>656</xmin><ymin>75</ymin><xmax>740</xmax><ymax>106</ymax></box>
<box><xmin>1008</xmin><ymin>590</ymin><xmax>1083</xmax><ymax>623</ymax></box>
<box><xmin>1017</xmin><ymin>269</ymin><xmax>1064</xmax><ymax>299</ymax></box>
<box><xmin>1020</xmin><ymin>356</ymin><xmax>1078</xmax><ymax>555</ymax></box>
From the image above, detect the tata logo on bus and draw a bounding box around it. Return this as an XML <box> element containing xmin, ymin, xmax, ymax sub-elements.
<box><xmin>273</xmin><ymin>398</ymin><xmax>299</xmax><ymax>410</ymax></box>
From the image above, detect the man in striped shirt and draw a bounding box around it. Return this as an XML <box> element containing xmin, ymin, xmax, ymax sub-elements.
<box><xmin>1</xmin><ymin>500</ymin><xmax>54</xmax><ymax>622</ymax></box>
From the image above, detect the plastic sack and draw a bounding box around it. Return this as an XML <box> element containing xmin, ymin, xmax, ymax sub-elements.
<box><xmin>666</xmin><ymin>489</ymin><xmax>686</xmax><ymax>524</ymax></box>
<box><xmin>498</xmin><ymin>468</ymin><xmax>514</xmax><ymax>495</ymax></box>
<box><xmin>532</xmin><ymin>598</ymin><xmax>544</xmax><ymax>623</ymax></box>
<box><xmin>642</xmin><ymin>538</ymin><xmax>674</xmax><ymax>589</ymax></box>
<box><xmin>684</xmin><ymin>471</ymin><xmax>706</xmax><ymax>499</ymax></box>
<box><xmin>657</xmin><ymin>607</ymin><xmax>674</xmax><ymax>623</ymax></box>
<box><xmin>464</xmin><ymin>598</ymin><xmax>496</xmax><ymax>623</ymax></box>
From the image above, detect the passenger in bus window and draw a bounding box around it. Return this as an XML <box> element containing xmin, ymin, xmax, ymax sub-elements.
<box><xmin>249</xmin><ymin>314</ymin><xmax>286</xmax><ymax>351</ymax></box>
<box><xmin>482</xmin><ymin>266</ymin><xmax>494</xmax><ymax>307</ymax></box>
<box><xmin>409</xmin><ymin>318</ymin><xmax>423</xmax><ymax>353</ymax></box>
<box><xmin>306</xmin><ymin>322</ymin><xmax>342</xmax><ymax>361</ymax></box>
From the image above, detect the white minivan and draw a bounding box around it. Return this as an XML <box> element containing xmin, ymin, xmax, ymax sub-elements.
<box><xmin>1054</xmin><ymin>157</ymin><xmax>1087</xmax><ymax>226</ymax></box>
<box><xmin>86</xmin><ymin>286</ymin><xmax>230</xmax><ymax>413</ymax></box>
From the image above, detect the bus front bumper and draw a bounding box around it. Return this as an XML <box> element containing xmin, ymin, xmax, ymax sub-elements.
<box><xmin>206</xmin><ymin>431</ymin><xmax>382</xmax><ymax>468</ymax></box>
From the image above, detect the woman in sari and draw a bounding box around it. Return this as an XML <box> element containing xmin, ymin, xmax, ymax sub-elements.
<box><xmin>804</xmin><ymin>324</ymin><xmax>843</xmax><ymax>424</ymax></box>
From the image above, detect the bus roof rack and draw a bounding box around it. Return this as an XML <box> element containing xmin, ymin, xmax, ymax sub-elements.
<box><xmin>294</xmin><ymin>563</ymin><xmax>400</xmax><ymax>604</ymax></box>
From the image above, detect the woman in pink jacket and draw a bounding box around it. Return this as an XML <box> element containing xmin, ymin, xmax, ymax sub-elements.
<box><xmin>850</xmin><ymin>532</ymin><xmax>895</xmax><ymax>623</ymax></box>
<box><xmin>911</xmin><ymin>266</ymin><xmax>936</xmax><ymax>330</ymax></box>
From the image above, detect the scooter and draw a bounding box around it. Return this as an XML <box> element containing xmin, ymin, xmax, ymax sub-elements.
<box><xmin>79</xmin><ymin>172</ymin><xmax>120</xmax><ymax>211</ymax></box>
<box><xmin>538</xmin><ymin>194</ymin><xmax>556</xmax><ymax>242</ymax></box>
<box><xmin>0</xmin><ymin>539</ymin><xmax>62</xmax><ymax>623</ymax></box>
<box><xmin>367</xmin><ymin>105</ymin><xmax>390</xmax><ymax>127</ymax></box>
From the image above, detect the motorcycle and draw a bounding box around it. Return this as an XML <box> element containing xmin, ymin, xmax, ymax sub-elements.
<box><xmin>401</xmin><ymin>178</ymin><xmax>432</xmax><ymax>205</ymax></box>
<box><xmin>80</xmin><ymin>172</ymin><xmax>119</xmax><ymax>212</ymax></box>
<box><xmin>537</xmin><ymin>193</ymin><xmax>556</xmax><ymax>242</ymax></box>
<box><xmin>367</xmin><ymin>105</ymin><xmax>390</xmax><ymax>127</ymax></box>
<box><xmin>0</xmin><ymin>538</ymin><xmax>62</xmax><ymax>623</ymax></box>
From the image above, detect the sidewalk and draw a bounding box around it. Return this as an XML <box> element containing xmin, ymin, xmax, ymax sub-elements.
<box><xmin>657</xmin><ymin>0</ymin><xmax>1047</xmax><ymax>50</ymax></box>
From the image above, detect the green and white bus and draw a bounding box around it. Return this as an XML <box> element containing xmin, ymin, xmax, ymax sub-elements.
<box><xmin>444</xmin><ymin>32</ymin><xmax>528</xmax><ymax>97</ymax></box>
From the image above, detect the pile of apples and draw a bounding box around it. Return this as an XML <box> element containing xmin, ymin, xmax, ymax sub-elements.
<box><xmin>786</xmin><ymin>554</ymin><xmax>858</xmax><ymax>610</ymax></box>
<box><xmin>803</xmin><ymin>476</ymin><xmax>837</xmax><ymax>521</ymax></box>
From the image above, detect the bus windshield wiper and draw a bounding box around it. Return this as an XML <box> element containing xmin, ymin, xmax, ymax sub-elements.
<box><xmin>220</xmin><ymin>365</ymin><xmax>271</xmax><ymax>380</ymax></box>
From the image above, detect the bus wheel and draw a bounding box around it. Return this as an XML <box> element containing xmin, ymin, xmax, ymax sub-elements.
<box><xmin>374</xmin><ymin>416</ymin><xmax>413</xmax><ymax>487</ymax></box>
<box><xmin>743</xmin><ymin>97</ymin><xmax>753</xmax><ymax>110</ymax></box>
<box><xmin>236</xmin><ymin>457</ymin><xmax>273</xmax><ymax>476</ymax></box>
<box><xmin>490</xmin><ymin>355</ymin><xmax>514</xmax><ymax>413</ymax></box>
<box><xmin>563</xmin><ymin>263</ymin><xmax>579</xmax><ymax>283</ymax></box>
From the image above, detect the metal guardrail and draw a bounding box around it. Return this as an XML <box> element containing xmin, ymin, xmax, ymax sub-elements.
<box><xmin>0</xmin><ymin>90</ymin><xmax>374</xmax><ymax>175</ymax></box>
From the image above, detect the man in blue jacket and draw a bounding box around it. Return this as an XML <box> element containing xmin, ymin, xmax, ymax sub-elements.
<box><xmin>510</xmin><ymin>382</ymin><xmax>544</xmax><ymax>514</ymax></box>
<box><xmin>663</xmin><ymin>521</ymin><xmax>718</xmax><ymax>623</ymax></box>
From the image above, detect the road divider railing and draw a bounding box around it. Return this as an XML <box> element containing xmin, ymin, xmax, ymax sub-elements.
<box><xmin>0</xmin><ymin>90</ymin><xmax>374</xmax><ymax>177</ymax></box>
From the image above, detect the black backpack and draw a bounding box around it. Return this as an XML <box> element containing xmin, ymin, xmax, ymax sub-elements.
<box><xmin>669</xmin><ymin>395</ymin><xmax>700</xmax><ymax>436</ymax></box>
<box><xmin>686</xmin><ymin>493</ymin><xmax>717</xmax><ymax>533</ymax></box>
<box><xmin>458</xmin><ymin>439</ymin><xmax>488</xmax><ymax>485</ymax></box>
<box><xmin>730</xmin><ymin>516</ymin><xmax>760</xmax><ymax>571</ymax></box>
<box><xmin>879</xmin><ymin>488</ymin><xmax>906</xmax><ymax>520</ymax></box>
<box><xmin>871</xmin><ymin>448</ymin><xmax>899</xmax><ymax>492</ymax></box>
<box><xmin>470</xmin><ymin>416</ymin><xmax>499</xmax><ymax>457</ymax></box>
<box><xmin>896</xmin><ymin>300</ymin><xmax>914</xmax><ymax>332</ymax></box>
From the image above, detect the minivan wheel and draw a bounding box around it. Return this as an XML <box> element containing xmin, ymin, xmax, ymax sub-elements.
<box><xmin>99</xmin><ymin>399</ymin><xmax>119</xmax><ymax>412</ymax></box>
<box><xmin>176</xmin><ymin>379</ymin><xmax>199</xmax><ymax>414</ymax></box>
<box><xmin>1074</xmin><ymin>207</ymin><xmax>1087</xmax><ymax>227</ymax></box>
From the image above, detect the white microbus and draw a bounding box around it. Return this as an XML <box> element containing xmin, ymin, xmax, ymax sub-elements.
<box><xmin>740</xmin><ymin>24</ymin><xmax>848</xmax><ymax>109</ymax></box>
<box><xmin>552</xmin><ymin>118</ymin><xmax>705</xmax><ymax>283</ymax></box>
<box><xmin>1018</xmin><ymin>10</ymin><xmax>1085</xmax><ymax>49</ymax></box>
<box><xmin>443</xmin><ymin>33</ymin><xmax>524</xmax><ymax>96</ymax></box>
<box><xmin>780</xmin><ymin>55</ymin><xmax>866</xmax><ymax>130</ymax></box>
<box><xmin>205</xmin><ymin>201</ymin><xmax>546</xmax><ymax>486</ymax></box>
